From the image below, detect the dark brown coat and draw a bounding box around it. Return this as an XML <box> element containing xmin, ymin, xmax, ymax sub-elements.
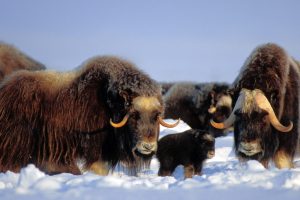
<box><xmin>163</xmin><ymin>82</ymin><xmax>232</xmax><ymax>137</ymax></box>
<box><xmin>157</xmin><ymin>129</ymin><xmax>215</xmax><ymax>178</ymax></box>
<box><xmin>0</xmin><ymin>42</ymin><xmax>45</xmax><ymax>81</ymax></box>
<box><xmin>0</xmin><ymin>56</ymin><xmax>164</xmax><ymax>175</ymax></box>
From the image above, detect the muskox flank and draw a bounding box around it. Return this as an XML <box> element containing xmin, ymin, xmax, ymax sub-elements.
<box><xmin>0</xmin><ymin>42</ymin><xmax>45</xmax><ymax>81</ymax></box>
<box><xmin>0</xmin><ymin>56</ymin><xmax>179</xmax><ymax>175</ymax></box>
<box><xmin>211</xmin><ymin>43</ymin><xmax>300</xmax><ymax>169</ymax></box>
<box><xmin>157</xmin><ymin>129</ymin><xmax>215</xmax><ymax>178</ymax></box>
<box><xmin>162</xmin><ymin>82</ymin><xmax>232</xmax><ymax>137</ymax></box>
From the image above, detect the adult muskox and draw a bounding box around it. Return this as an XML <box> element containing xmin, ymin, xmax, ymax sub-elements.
<box><xmin>211</xmin><ymin>43</ymin><xmax>300</xmax><ymax>169</ymax></box>
<box><xmin>0</xmin><ymin>42</ymin><xmax>45</xmax><ymax>81</ymax></box>
<box><xmin>163</xmin><ymin>82</ymin><xmax>232</xmax><ymax>137</ymax></box>
<box><xmin>0</xmin><ymin>56</ymin><xmax>179</xmax><ymax>175</ymax></box>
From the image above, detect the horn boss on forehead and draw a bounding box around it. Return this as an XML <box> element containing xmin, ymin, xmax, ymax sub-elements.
<box><xmin>211</xmin><ymin>89</ymin><xmax>293</xmax><ymax>132</ymax></box>
<box><xmin>131</xmin><ymin>96</ymin><xmax>180</xmax><ymax>128</ymax></box>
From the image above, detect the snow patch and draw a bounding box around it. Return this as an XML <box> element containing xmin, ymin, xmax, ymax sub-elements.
<box><xmin>1</xmin><ymin>120</ymin><xmax>300</xmax><ymax>200</ymax></box>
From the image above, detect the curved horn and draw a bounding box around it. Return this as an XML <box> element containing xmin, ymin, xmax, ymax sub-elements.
<box><xmin>159</xmin><ymin>116</ymin><xmax>180</xmax><ymax>128</ymax></box>
<box><xmin>254</xmin><ymin>91</ymin><xmax>293</xmax><ymax>133</ymax></box>
<box><xmin>110</xmin><ymin>114</ymin><xmax>129</xmax><ymax>128</ymax></box>
<box><xmin>210</xmin><ymin>90</ymin><xmax>245</xmax><ymax>129</ymax></box>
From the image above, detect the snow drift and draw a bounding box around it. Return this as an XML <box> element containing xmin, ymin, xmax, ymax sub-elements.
<box><xmin>0</xmin><ymin>120</ymin><xmax>300</xmax><ymax>200</ymax></box>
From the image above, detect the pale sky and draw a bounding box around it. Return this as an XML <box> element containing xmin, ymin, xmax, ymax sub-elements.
<box><xmin>1</xmin><ymin>0</ymin><xmax>299</xmax><ymax>83</ymax></box>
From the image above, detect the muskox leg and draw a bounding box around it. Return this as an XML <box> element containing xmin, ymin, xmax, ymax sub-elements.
<box><xmin>184</xmin><ymin>164</ymin><xmax>195</xmax><ymax>179</ymax></box>
<box><xmin>89</xmin><ymin>161</ymin><xmax>109</xmax><ymax>176</ymax></box>
<box><xmin>158</xmin><ymin>163</ymin><xmax>176</xmax><ymax>177</ymax></box>
<box><xmin>259</xmin><ymin>159</ymin><xmax>269</xmax><ymax>169</ymax></box>
<box><xmin>194</xmin><ymin>163</ymin><xmax>203</xmax><ymax>176</ymax></box>
<box><xmin>42</xmin><ymin>162</ymin><xmax>82</xmax><ymax>175</ymax></box>
<box><xmin>274</xmin><ymin>149</ymin><xmax>293</xmax><ymax>169</ymax></box>
<box><xmin>158</xmin><ymin>167</ymin><xmax>173</xmax><ymax>177</ymax></box>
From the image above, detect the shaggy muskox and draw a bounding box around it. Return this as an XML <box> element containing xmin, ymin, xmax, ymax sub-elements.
<box><xmin>0</xmin><ymin>42</ymin><xmax>45</xmax><ymax>81</ymax></box>
<box><xmin>157</xmin><ymin>129</ymin><xmax>215</xmax><ymax>178</ymax></box>
<box><xmin>211</xmin><ymin>43</ymin><xmax>300</xmax><ymax>169</ymax></box>
<box><xmin>163</xmin><ymin>82</ymin><xmax>232</xmax><ymax>137</ymax></box>
<box><xmin>0</xmin><ymin>56</ymin><xmax>179</xmax><ymax>175</ymax></box>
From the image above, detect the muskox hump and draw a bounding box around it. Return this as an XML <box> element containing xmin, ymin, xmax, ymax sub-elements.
<box><xmin>0</xmin><ymin>42</ymin><xmax>45</xmax><ymax>82</ymax></box>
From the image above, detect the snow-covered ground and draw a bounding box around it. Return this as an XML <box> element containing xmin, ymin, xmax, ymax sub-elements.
<box><xmin>1</xmin><ymin>120</ymin><xmax>300</xmax><ymax>200</ymax></box>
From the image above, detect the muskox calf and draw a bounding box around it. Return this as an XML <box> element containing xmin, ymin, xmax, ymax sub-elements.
<box><xmin>163</xmin><ymin>82</ymin><xmax>232</xmax><ymax>137</ymax></box>
<box><xmin>211</xmin><ymin>43</ymin><xmax>300</xmax><ymax>169</ymax></box>
<box><xmin>0</xmin><ymin>42</ymin><xmax>45</xmax><ymax>81</ymax></box>
<box><xmin>157</xmin><ymin>129</ymin><xmax>215</xmax><ymax>178</ymax></box>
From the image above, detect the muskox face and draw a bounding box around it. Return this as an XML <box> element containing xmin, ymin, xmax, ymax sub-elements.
<box><xmin>233</xmin><ymin>109</ymin><xmax>270</xmax><ymax>158</ymax></box>
<box><xmin>128</xmin><ymin>96</ymin><xmax>162</xmax><ymax>157</ymax></box>
<box><xmin>195</xmin><ymin>131</ymin><xmax>215</xmax><ymax>159</ymax></box>
<box><xmin>108</xmin><ymin>90</ymin><xmax>178</xmax><ymax>159</ymax></box>
<box><xmin>209</xmin><ymin>94</ymin><xmax>232</xmax><ymax>123</ymax></box>
<box><xmin>192</xmin><ymin>85</ymin><xmax>232</xmax><ymax>126</ymax></box>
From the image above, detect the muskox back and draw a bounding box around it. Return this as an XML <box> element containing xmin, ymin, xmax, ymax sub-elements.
<box><xmin>0</xmin><ymin>42</ymin><xmax>45</xmax><ymax>81</ymax></box>
<box><xmin>163</xmin><ymin>82</ymin><xmax>232</xmax><ymax>137</ymax></box>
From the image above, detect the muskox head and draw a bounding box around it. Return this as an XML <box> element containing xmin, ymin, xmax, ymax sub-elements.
<box><xmin>183</xmin><ymin>83</ymin><xmax>232</xmax><ymax>128</ymax></box>
<box><xmin>194</xmin><ymin>131</ymin><xmax>215</xmax><ymax>159</ymax></box>
<box><xmin>207</xmin><ymin>87</ymin><xmax>232</xmax><ymax>125</ymax></box>
<box><xmin>211</xmin><ymin>88</ymin><xmax>293</xmax><ymax>159</ymax></box>
<box><xmin>107</xmin><ymin>89</ymin><xmax>179</xmax><ymax>159</ymax></box>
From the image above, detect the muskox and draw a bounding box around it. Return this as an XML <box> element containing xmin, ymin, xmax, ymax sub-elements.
<box><xmin>0</xmin><ymin>56</ymin><xmax>179</xmax><ymax>175</ymax></box>
<box><xmin>211</xmin><ymin>43</ymin><xmax>300</xmax><ymax>169</ymax></box>
<box><xmin>157</xmin><ymin>129</ymin><xmax>215</xmax><ymax>178</ymax></box>
<box><xmin>0</xmin><ymin>42</ymin><xmax>45</xmax><ymax>81</ymax></box>
<box><xmin>163</xmin><ymin>82</ymin><xmax>232</xmax><ymax>137</ymax></box>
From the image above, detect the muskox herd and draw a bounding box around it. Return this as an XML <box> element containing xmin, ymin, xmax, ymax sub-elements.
<box><xmin>0</xmin><ymin>42</ymin><xmax>299</xmax><ymax>179</ymax></box>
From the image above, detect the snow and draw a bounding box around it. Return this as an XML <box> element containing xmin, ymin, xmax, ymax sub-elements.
<box><xmin>1</xmin><ymin>120</ymin><xmax>300</xmax><ymax>200</ymax></box>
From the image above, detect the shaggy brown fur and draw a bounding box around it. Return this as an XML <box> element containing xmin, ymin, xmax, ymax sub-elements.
<box><xmin>230</xmin><ymin>43</ymin><xmax>300</xmax><ymax>168</ymax></box>
<box><xmin>0</xmin><ymin>56</ymin><xmax>163</xmax><ymax>175</ymax></box>
<box><xmin>163</xmin><ymin>82</ymin><xmax>232</xmax><ymax>137</ymax></box>
<box><xmin>0</xmin><ymin>42</ymin><xmax>45</xmax><ymax>81</ymax></box>
<box><xmin>157</xmin><ymin>129</ymin><xmax>215</xmax><ymax>178</ymax></box>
